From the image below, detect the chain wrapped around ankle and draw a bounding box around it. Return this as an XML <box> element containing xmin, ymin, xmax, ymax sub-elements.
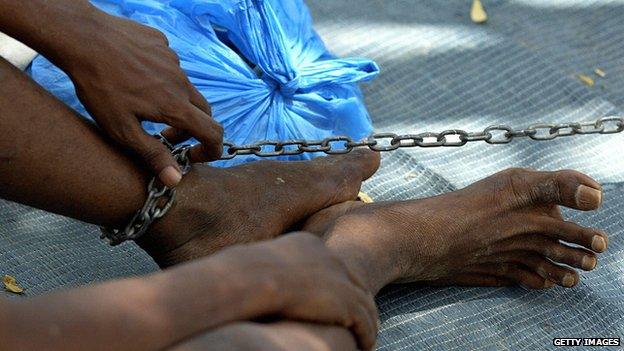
<box><xmin>100</xmin><ymin>137</ymin><xmax>191</xmax><ymax>246</ymax></box>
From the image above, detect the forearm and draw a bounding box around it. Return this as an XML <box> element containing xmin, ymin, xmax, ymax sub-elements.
<box><xmin>0</xmin><ymin>57</ymin><xmax>146</xmax><ymax>227</ymax></box>
<box><xmin>169</xmin><ymin>322</ymin><xmax>357</xmax><ymax>351</ymax></box>
<box><xmin>2</xmin><ymin>252</ymin><xmax>279</xmax><ymax>351</ymax></box>
<box><xmin>0</xmin><ymin>0</ymin><xmax>99</xmax><ymax>67</ymax></box>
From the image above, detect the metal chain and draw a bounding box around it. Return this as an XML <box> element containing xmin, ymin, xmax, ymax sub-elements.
<box><xmin>100</xmin><ymin>143</ymin><xmax>192</xmax><ymax>246</ymax></box>
<box><xmin>100</xmin><ymin>115</ymin><xmax>622</xmax><ymax>245</ymax></box>
<box><xmin>219</xmin><ymin>116</ymin><xmax>624</xmax><ymax>159</ymax></box>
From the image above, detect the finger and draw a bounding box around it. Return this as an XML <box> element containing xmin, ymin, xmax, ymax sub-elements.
<box><xmin>292</xmin><ymin>275</ymin><xmax>377</xmax><ymax>351</ymax></box>
<box><xmin>163</xmin><ymin>104</ymin><xmax>224</xmax><ymax>162</ymax></box>
<box><xmin>188</xmin><ymin>142</ymin><xmax>223</xmax><ymax>164</ymax></box>
<box><xmin>340</xmin><ymin>281</ymin><xmax>378</xmax><ymax>351</ymax></box>
<box><xmin>186</xmin><ymin>80</ymin><xmax>212</xmax><ymax>115</ymax></box>
<box><xmin>109</xmin><ymin>121</ymin><xmax>182</xmax><ymax>187</ymax></box>
<box><xmin>160</xmin><ymin>126</ymin><xmax>191</xmax><ymax>145</ymax></box>
<box><xmin>350</xmin><ymin>303</ymin><xmax>378</xmax><ymax>351</ymax></box>
<box><xmin>342</xmin><ymin>267</ymin><xmax>380</xmax><ymax>342</ymax></box>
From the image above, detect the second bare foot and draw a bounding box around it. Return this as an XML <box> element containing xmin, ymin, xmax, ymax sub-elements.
<box><xmin>304</xmin><ymin>168</ymin><xmax>608</xmax><ymax>292</ymax></box>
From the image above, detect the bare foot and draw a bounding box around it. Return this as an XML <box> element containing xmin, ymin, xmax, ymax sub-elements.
<box><xmin>139</xmin><ymin>150</ymin><xmax>380</xmax><ymax>267</ymax></box>
<box><xmin>303</xmin><ymin>168</ymin><xmax>609</xmax><ymax>293</ymax></box>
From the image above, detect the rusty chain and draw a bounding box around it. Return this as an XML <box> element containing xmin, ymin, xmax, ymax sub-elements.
<box><xmin>101</xmin><ymin>115</ymin><xmax>623</xmax><ymax>245</ymax></box>
<box><xmin>219</xmin><ymin>116</ymin><xmax>624</xmax><ymax>159</ymax></box>
<box><xmin>100</xmin><ymin>143</ymin><xmax>192</xmax><ymax>246</ymax></box>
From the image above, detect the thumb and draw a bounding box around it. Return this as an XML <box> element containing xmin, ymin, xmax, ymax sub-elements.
<box><xmin>111</xmin><ymin>122</ymin><xmax>183</xmax><ymax>188</ymax></box>
<box><xmin>138</xmin><ymin>132</ymin><xmax>183</xmax><ymax>187</ymax></box>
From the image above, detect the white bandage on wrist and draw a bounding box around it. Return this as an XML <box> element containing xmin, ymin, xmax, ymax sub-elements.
<box><xmin>0</xmin><ymin>32</ymin><xmax>38</xmax><ymax>71</ymax></box>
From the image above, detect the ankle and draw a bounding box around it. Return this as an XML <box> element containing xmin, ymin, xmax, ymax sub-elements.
<box><xmin>324</xmin><ymin>216</ymin><xmax>402</xmax><ymax>295</ymax></box>
<box><xmin>136</xmin><ymin>168</ymin><xmax>221</xmax><ymax>266</ymax></box>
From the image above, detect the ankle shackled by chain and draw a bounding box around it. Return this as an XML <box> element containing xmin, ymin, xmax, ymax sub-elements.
<box><xmin>100</xmin><ymin>136</ymin><xmax>191</xmax><ymax>246</ymax></box>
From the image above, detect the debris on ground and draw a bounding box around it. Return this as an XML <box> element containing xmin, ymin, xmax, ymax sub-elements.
<box><xmin>471</xmin><ymin>0</ymin><xmax>488</xmax><ymax>24</ymax></box>
<box><xmin>594</xmin><ymin>68</ymin><xmax>606</xmax><ymax>78</ymax></box>
<box><xmin>577</xmin><ymin>74</ymin><xmax>595</xmax><ymax>87</ymax></box>
<box><xmin>3</xmin><ymin>275</ymin><xmax>24</xmax><ymax>294</ymax></box>
<box><xmin>405</xmin><ymin>172</ymin><xmax>418</xmax><ymax>180</ymax></box>
<box><xmin>358</xmin><ymin>191</ymin><xmax>374</xmax><ymax>203</ymax></box>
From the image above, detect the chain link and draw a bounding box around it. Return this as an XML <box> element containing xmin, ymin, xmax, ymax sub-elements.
<box><xmin>219</xmin><ymin>116</ymin><xmax>624</xmax><ymax>159</ymax></box>
<box><xmin>100</xmin><ymin>116</ymin><xmax>623</xmax><ymax>245</ymax></box>
<box><xmin>100</xmin><ymin>141</ymin><xmax>192</xmax><ymax>246</ymax></box>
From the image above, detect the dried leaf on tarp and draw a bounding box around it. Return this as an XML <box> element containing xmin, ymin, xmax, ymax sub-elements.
<box><xmin>405</xmin><ymin>172</ymin><xmax>418</xmax><ymax>180</ymax></box>
<box><xmin>3</xmin><ymin>275</ymin><xmax>24</xmax><ymax>294</ymax></box>
<box><xmin>358</xmin><ymin>191</ymin><xmax>374</xmax><ymax>203</ymax></box>
<box><xmin>577</xmin><ymin>74</ymin><xmax>595</xmax><ymax>87</ymax></box>
<box><xmin>471</xmin><ymin>0</ymin><xmax>488</xmax><ymax>24</ymax></box>
<box><xmin>594</xmin><ymin>68</ymin><xmax>606</xmax><ymax>78</ymax></box>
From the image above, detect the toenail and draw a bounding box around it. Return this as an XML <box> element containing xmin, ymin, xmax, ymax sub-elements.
<box><xmin>581</xmin><ymin>256</ymin><xmax>597</xmax><ymax>270</ymax></box>
<box><xmin>562</xmin><ymin>274</ymin><xmax>575</xmax><ymax>287</ymax></box>
<box><xmin>591</xmin><ymin>235</ymin><xmax>606</xmax><ymax>252</ymax></box>
<box><xmin>575</xmin><ymin>185</ymin><xmax>602</xmax><ymax>209</ymax></box>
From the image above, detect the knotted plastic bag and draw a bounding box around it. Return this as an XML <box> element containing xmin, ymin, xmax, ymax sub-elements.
<box><xmin>29</xmin><ymin>0</ymin><xmax>379</xmax><ymax>166</ymax></box>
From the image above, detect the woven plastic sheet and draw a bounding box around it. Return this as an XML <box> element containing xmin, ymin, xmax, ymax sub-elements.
<box><xmin>1</xmin><ymin>0</ymin><xmax>624</xmax><ymax>349</ymax></box>
<box><xmin>305</xmin><ymin>0</ymin><xmax>624</xmax><ymax>349</ymax></box>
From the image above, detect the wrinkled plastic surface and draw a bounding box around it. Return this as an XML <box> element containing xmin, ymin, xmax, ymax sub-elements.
<box><xmin>29</xmin><ymin>0</ymin><xmax>379</xmax><ymax>166</ymax></box>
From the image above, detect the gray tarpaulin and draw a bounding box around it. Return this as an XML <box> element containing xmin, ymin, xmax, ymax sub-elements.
<box><xmin>1</xmin><ymin>0</ymin><xmax>623</xmax><ymax>349</ymax></box>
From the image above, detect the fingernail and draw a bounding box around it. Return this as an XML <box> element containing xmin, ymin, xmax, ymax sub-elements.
<box><xmin>591</xmin><ymin>235</ymin><xmax>606</xmax><ymax>252</ymax></box>
<box><xmin>562</xmin><ymin>274</ymin><xmax>575</xmax><ymax>287</ymax></box>
<box><xmin>581</xmin><ymin>256</ymin><xmax>597</xmax><ymax>271</ymax></box>
<box><xmin>575</xmin><ymin>185</ymin><xmax>602</xmax><ymax>209</ymax></box>
<box><xmin>159</xmin><ymin>166</ymin><xmax>182</xmax><ymax>187</ymax></box>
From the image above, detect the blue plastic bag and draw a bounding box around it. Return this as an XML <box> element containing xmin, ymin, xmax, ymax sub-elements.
<box><xmin>30</xmin><ymin>0</ymin><xmax>379</xmax><ymax>166</ymax></box>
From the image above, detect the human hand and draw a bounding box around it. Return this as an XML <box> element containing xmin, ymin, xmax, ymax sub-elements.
<box><xmin>2</xmin><ymin>234</ymin><xmax>372</xmax><ymax>351</ymax></box>
<box><xmin>55</xmin><ymin>9</ymin><xmax>223</xmax><ymax>187</ymax></box>
<box><xmin>212</xmin><ymin>233</ymin><xmax>378</xmax><ymax>351</ymax></box>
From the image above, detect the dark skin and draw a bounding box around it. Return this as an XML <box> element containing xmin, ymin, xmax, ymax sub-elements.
<box><xmin>171</xmin><ymin>322</ymin><xmax>358</xmax><ymax>351</ymax></box>
<box><xmin>1</xmin><ymin>233</ymin><xmax>376</xmax><ymax>351</ymax></box>
<box><xmin>166</xmin><ymin>168</ymin><xmax>608</xmax><ymax>349</ymax></box>
<box><xmin>0</xmin><ymin>56</ymin><xmax>378</xmax><ymax>350</ymax></box>
<box><xmin>0</xmin><ymin>0</ymin><xmax>223</xmax><ymax>187</ymax></box>
<box><xmin>303</xmin><ymin>168</ymin><xmax>607</xmax><ymax>293</ymax></box>
<box><xmin>0</xmin><ymin>3</ymin><xmax>611</xmax><ymax>349</ymax></box>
